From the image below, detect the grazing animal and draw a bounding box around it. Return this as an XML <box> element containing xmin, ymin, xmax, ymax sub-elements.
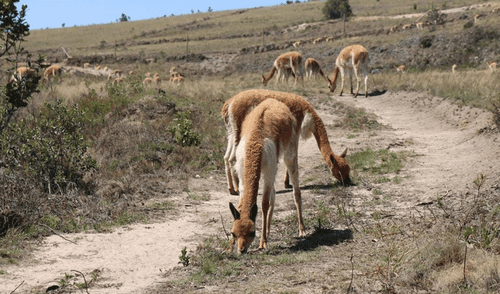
<box><xmin>154</xmin><ymin>73</ymin><xmax>162</xmax><ymax>85</ymax></box>
<box><xmin>328</xmin><ymin>44</ymin><xmax>370</xmax><ymax>97</ymax></box>
<box><xmin>222</xmin><ymin>89</ymin><xmax>350</xmax><ymax>196</ymax></box>
<box><xmin>402</xmin><ymin>23</ymin><xmax>415</xmax><ymax>30</ymax></box>
<box><xmin>227</xmin><ymin>99</ymin><xmax>301</xmax><ymax>254</ymax></box>
<box><xmin>9</xmin><ymin>66</ymin><xmax>36</xmax><ymax>83</ymax></box>
<box><xmin>292</xmin><ymin>41</ymin><xmax>301</xmax><ymax>48</ymax></box>
<box><xmin>313</xmin><ymin>37</ymin><xmax>323</xmax><ymax>45</ymax></box>
<box><xmin>83</xmin><ymin>63</ymin><xmax>90</xmax><ymax>68</ymax></box>
<box><xmin>389</xmin><ymin>24</ymin><xmax>401</xmax><ymax>34</ymax></box>
<box><xmin>143</xmin><ymin>77</ymin><xmax>152</xmax><ymax>86</ymax></box>
<box><xmin>43</xmin><ymin>65</ymin><xmax>62</xmax><ymax>83</ymax></box>
<box><xmin>452</xmin><ymin>64</ymin><xmax>457</xmax><ymax>73</ymax></box>
<box><xmin>416</xmin><ymin>22</ymin><xmax>424</xmax><ymax>29</ymax></box>
<box><xmin>113</xmin><ymin>70</ymin><xmax>122</xmax><ymax>77</ymax></box>
<box><xmin>112</xmin><ymin>78</ymin><xmax>124</xmax><ymax>85</ymax></box>
<box><xmin>95</xmin><ymin>65</ymin><xmax>101</xmax><ymax>70</ymax></box>
<box><xmin>325</xmin><ymin>36</ymin><xmax>334</xmax><ymax>42</ymax></box>
<box><xmin>304</xmin><ymin>58</ymin><xmax>329</xmax><ymax>82</ymax></box>
<box><xmin>474</xmin><ymin>14</ymin><xmax>480</xmax><ymax>23</ymax></box>
<box><xmin>262</xmin><ymin>51</ymin><xmax>304</xmax><ymax>86</ymax></box>
<box><xmin>492</xmin><ymin>8</ymin><xmax>500</xmax><ymax>14</ymax></box>
<box><xmin>129</xmin><ymin>70</ymin><xmax>134</xmax><ymax>75</ymax></box>
<box><xmin>396</xmin><ymin>65</ymin><xmax>406</xmax><ymax>73</ymax></box>
<box><xmin>489</xmin><ymin>62</ymin><xmax>497</xmax><ymax>72</ymax></box>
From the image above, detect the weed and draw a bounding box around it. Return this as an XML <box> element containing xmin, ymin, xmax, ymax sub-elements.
<box><xmin>179</xmin><ymin>247</ymin><xmax>190</xmax><ymax>266</ymax></box>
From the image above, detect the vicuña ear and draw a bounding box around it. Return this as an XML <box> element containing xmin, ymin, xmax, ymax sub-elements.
<box><xmin>229</xmin><ymin>202</ymin><xmax>240</xmax><ymax>220</ymax></box>
<box><xmin>250</xmin><ymin>203</ymin><xmax>258</xmax><ymax>222</ymax></box>
<box><xmin>330</xmin><ymin>154</ymin><xmax>337</xmax><ymax>165</ymax></box>
<box><xmin>340</xmin><ymin>148</ymin><xmax>348</xmax><ymax>158</ymax></box>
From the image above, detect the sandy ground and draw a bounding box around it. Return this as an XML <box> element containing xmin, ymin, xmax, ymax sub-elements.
<box><xmin>2</xmin><ymin>89</ymin><xmax>499</xmax><ymax>293</ymax></box>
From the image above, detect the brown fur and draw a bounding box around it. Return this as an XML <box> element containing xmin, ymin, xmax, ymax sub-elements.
<box><xmin>489</xmin><ymin>62</ymin><xmax>497</xmax><ymax>72</ymax></box>
<box><xmin>227</xmin><ymin>99</ymin><xmax>300</xmax><ymax>253</ymax></box>
<box><xmin>222</xmin><ymin>89</ymin><xmax>350</xmax><ymax>196</ymax></box>
<box><xmin>43</xmin><ymin>65</ymin><xmax>62</xmax><ymax>83</ymax></box>
<box><xmin>452</xmin><ymin>64</ymin><xmax>457</xmax><ymax>73</ymax></box>
<box><xmin>143</xmin><ymin>77</ymin><xmax>152</xmax><ymax>86</ymax></box>
<box><xmin>305</xmin><ymin>58</ymin><xmax>329</xmax><ymax>82</ymax></box>
<box><xmin>112</xmin><ymin>78</ymin><xmax>124</xmax><ymax>85</ymax></box>
<box><xmin>262</xmin><ymin>52</ymin><xmax>304</xmax><ymax>86</ymax></box>
<box><xmin>10</xmin><ymin>66</ymin><xmax>36</xmax><ymax>83</ymax></box>
<box><xmin>396</xmin><ymin>65</ymin><xmax>406</xmax><ymax>73</ymax></box>
<box><xmin>329</xmin><ymin>44</ymin><xmax>370</xmax><ymax>97</ymax></box>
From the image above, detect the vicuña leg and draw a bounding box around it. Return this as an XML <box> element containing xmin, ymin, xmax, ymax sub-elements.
<box><xmin>284</xmin><ymin>153</ymin><xmax>305</xmax><ymax>237</ymax></box>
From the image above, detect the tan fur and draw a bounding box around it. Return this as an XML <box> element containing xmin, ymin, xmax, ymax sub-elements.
<box><xmin>222</xmin><ymin>89</ymin><xmax>350</xmax><ymax>196</ymax></box>
<box><xmin>474</xmin><ymin>14</ymin><xmax>480</xmax><ymax>23</ymax></box>
<box><xmin>43</xmin><ymin>65</ymin><xmax>62</xmax><ymax>80</ymax></box>
<box><xmin>10</xmin><ymin>66</ymin><xmax>36</xmax><ymax>83</ymax></box>
<box><xmin>416</xmin><ymin>22</ymin><xmax>424</xmax><ymax>29</ymax></box>
<box><xmin>227</xmin><ymin>99</ymin><xmax>301</xmax><ymax>253</ymax></box>
<box><xmin>129</xmin><ymin>70</ymin><xmax>134</xmax><ymax>75</ymax></box>
<box><xmin>112</xmin><ymin>78</ymin><xmax>124</xmax><ymax>85</ymax></box>
<box><xmin>145</xmin><ymin>72</ymin><xmax>152</xmax><ymax>78</ymax></box>
<box><xmin>452</xmin><ymin>64</ymin><xmax>457</xmax><ymax>73</ymax></box>
<box><xmin>396</xmin><ymin>65</ymin><xmax>406</xmax><ymax>73</ymax></box>
<box><xmin>262</xmin><ymin>52</ymin><xmax>304</xmax><ymax>86</ymax></box>
<box><xmin>402</xmin><ymin>23</ymin><xmax>415</xmax><ymax>30</ymax></box>
<box><xmin>292</xmin><ymin>41</ymin><xmax>301</xmax><ymax>48</ymax></box>
<box><xmin>154</xmin><ymin>75</ymin><xmax>162</xmax><ymax>85</ymax></box>
<box><xmin>305</xmin><ymin>58</ymin><xmax>329</xmax><ymax>82</ymax></box>
<box><xmin>95</xmin><ymin>65</ymin><xmax>101</xmax><ymax>70</ymax></box>
<box><xmin>312</xmin><ymin>37</ymin><xmax>323</xmax><ymax>45</ymax></box>
<box><xmin>113</xmin><ymin>70</ymin><xmax>122</xmax><ymax>76</ymax></box>
<box><xmin>325</xmin><ymin>36</ymin><xmax>334</xmax><ymax>42</ymax></box>
<box><xmin>143</xmin><ymin>77</ymin><xmax>152</xmax><ymax>86</ymax></box>
<box><xmin>83</xmin><ymin>63</ymin><xmax>90</xmax><ymax>68</ymax></box>
<box><xmin>328</xmin><ymin>44</ymin><xmax>370</xmax><ymax>97</ymax></box>
<box><xmin>389</xmin><ymin>24</ymin><xmax>403</xmax><ymax>34</ymax></box>
<box><xmin>488</xmin><ymin>62</ymin><xmax>497</xmax><ymax>72</ymax></box>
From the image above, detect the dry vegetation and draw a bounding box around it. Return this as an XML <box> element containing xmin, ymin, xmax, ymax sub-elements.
<box><xmin>2</xmin><ymin>0</ymin><xmax>500</xmax><ymax>293</ymax></box>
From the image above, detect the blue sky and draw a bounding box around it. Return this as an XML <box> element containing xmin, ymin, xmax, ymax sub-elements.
<box><xmin>17</xmin><ymin>0</ymin><xmax>288</xmax><ymax>30</ymax></box>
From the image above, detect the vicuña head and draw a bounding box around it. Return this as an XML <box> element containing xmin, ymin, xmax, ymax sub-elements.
<box><xmin>228</xmin><ymin>202</ymin><xmax>257</xmax><ymax>254</ymax></box>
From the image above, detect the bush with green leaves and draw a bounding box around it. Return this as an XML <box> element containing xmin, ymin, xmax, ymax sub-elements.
<box><xmin>322</xmin><ymin>0</ymin><xmax>353</xmax><ymax>20</ymax></box>
<box><xmin>168</xmin><ymin>110</ymin><xmax>201</xmax><ymax>147</ymax></box>
<box><xmin>0</xmin><ymin>99</ymin><xmax>96</xmax><ymax>194</ymax></box>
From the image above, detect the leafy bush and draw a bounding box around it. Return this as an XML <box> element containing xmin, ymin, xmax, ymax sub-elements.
<box><xmin>322</xmin><ymin>0</ymin><xmax>353</xmax><ymax>20</ymax></box>
<box><xmin>168</xmin><ymin>110</ymin><xmax>201</xmax><ymax>147</ymax></box>
<box><xmin>0</xmin><ymin>99</ymin><xmax>96</xmax><ymax>193</ymax></box>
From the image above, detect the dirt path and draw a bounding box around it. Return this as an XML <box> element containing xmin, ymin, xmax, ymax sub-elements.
<box><xmin>2</xmin><ymin>90</ymin><xmax>499</xmax><ymax>293</ymax></box>
<box><xmin>335</xmin><ymin>92</ymin><xmax>499</xmax><ymax>204</ymax></box>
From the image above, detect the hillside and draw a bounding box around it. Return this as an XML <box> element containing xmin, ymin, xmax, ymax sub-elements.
<box><xmin>2</xmin><ymin>1</ymin><xmax>500</xmax><ymax>293</ymax></box>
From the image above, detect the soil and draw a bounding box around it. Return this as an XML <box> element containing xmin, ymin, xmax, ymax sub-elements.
<box><xmin>2</xmin><ymin>88</ymin><xmax>499</xmax><ymax>293</ymax></box>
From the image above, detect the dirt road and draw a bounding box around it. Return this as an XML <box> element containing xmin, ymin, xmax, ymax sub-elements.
<box><xmin>2</xmin><ymin>90</ymin><xmax>499</xmax><ymax>293</ymax></box>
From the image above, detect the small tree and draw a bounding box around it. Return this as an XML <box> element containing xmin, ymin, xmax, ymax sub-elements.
<box><xmin>0</xmin><ymin>0</ymin><xmax>42</xmax><ymax>133</ymax></box>
<box><xmin>322</xmin><ymin>0</ymin><xmax>353</xmax><ymax>20</ymax></box>
<box><xmin>208</xmin><ymin>6</ymin><xmax>213</xmax><ymax>12</ymax></box>
<box><xmin>61</xmin><ymin>23</ymin><xmax>65</xmax><ymax>28</ymax></box>
<box><xmin>117</xmin><ymin>13</ymin><xmax>131</xmax><ymax>22</ymax></box>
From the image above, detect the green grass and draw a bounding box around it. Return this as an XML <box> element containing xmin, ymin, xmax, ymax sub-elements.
<box><xmin>348</xmin><ymin>148</ymin><xmax>409</xmax><ymax>175</ymax></box>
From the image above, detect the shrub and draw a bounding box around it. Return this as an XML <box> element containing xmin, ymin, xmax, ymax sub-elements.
<box><xmin>322</xmin><ymin>0</ymin><xmax>353</xmax><ymax>20</ymax></box>
<box><xmin>168</xmin><ymin>110</ymin><xmax>201</xmax><ymax>147</ymax></box>
<box><xmin>0</xmin><ymin>99</ymin><xmax>96</xmax><ymax>194</ymax></box>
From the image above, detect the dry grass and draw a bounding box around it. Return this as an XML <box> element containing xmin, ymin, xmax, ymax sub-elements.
<box><xmin>372</xmin><ymin>69</ymin><xmax>500</xmax><ymax>108</ymax></box>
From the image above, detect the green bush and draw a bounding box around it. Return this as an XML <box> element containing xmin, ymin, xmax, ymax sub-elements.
<box><xmin>0</xmin><ymin>99</ymin><xmax>96</xmax><ymax>193</ymax></box>
<box><xmin>322</xmin><ymin>0</ymin><xmax>353</xmax><ymax>20</ymax></box>
<box><xmin>168</xmin><ymin>110</ymin><xmax>201</xmax><ymax>147</ymax></box>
